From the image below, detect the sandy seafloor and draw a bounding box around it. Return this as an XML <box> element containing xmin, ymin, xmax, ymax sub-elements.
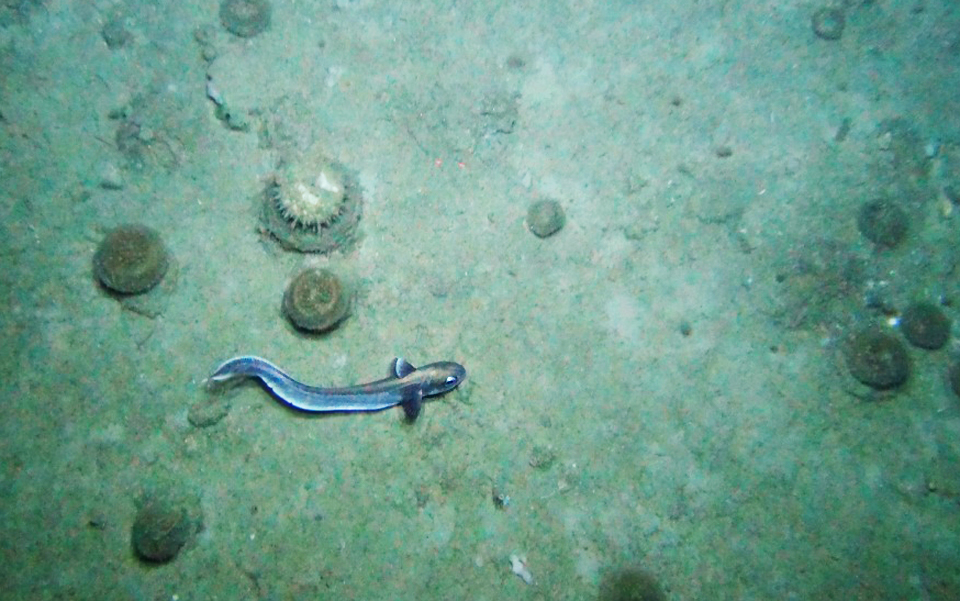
<box><xmin>2</xmin><ymin>0</ymin><xmax>960</xmax><ymax>599</ymax></box>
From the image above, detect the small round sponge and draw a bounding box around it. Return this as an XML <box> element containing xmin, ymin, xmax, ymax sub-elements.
<box><xmin>131</xmin><ymin>490</ymin><xmax>200</xmax><ymax>563</ymax></box>
<box><xmin>219</xmin><ymin>0</ymin><xmax>271</xmax><ymax>38</ymax></box>
<box><xmin>900</xmin><ymin>302</ymin><xmax>950</xmax><ymax>350</ymax></box>
<box><xmin>282</xmin><ymin>268</ymin><xmax>351</xmax><ymax>333</ymax></box>
<box><xmin>845</xmin><ymin>328</ymin><xmax>910</xmax><ymax>390</ymax></box>
<box><xmin>93</xmin><ymin>224</ymin><xmax>170</xmax><ymax>294</ymax></box>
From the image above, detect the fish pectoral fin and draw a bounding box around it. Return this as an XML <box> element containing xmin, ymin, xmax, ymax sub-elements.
<box><xmin>398</xmin><ymin>383</ymin><xmax>424</xmax><ymax>421</ymax></box>
<box><xmin>392</xmin><ymin>357</ymin><xmax>418</xmax><ymax>378</ymax></box>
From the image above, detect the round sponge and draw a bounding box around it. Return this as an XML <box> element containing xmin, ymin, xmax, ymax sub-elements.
<box><xmin>219</xmin><ymin>0</ymin><xmax>271</xmax><ymax>38</ymax></box>
<box><xmin>282</xmin><ymin>268</ymin><xmax>351</xmax><ymax>332</ymax></box>
<box><xmin>131</xmin><ymin>492</ymin><xmax>198</xmax><ymax>563</ymax></box>
<box><xmin>900</xmin><ymin>302</ymin><xmax>950</xmax><ymax>350</ymax></box>
<box><xmin>93</xmin><ymin>225</ymin><xmax>169</xmax><ymax>294</ymax></box>
<box><xmin>857</xmin><ymin>199</ymin><xmax>907</xmax><ymax>248</ymax></box>
<box><xmin>845</xmin><ymin>328</ymin><xmax>910</xmax><ymax>390</ymax></box>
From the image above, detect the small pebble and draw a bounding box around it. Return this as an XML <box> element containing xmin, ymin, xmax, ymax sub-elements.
<box><xmin>509</xmin><ymin>553</ymin><xmax>534</xmax><ymax>585</ymax></box>
<box><xmin>98</xmin><ymin>162</ymin><xmax>124</xmax><ymax>190</ymax></box>
<box><xmin>101</xmin><ymin>15</ymin><xmax>132</xmax><ymax>49</ymax></box>
<box><xmin>526</xmin><ymin>199</ymin><xmax>566</xmax><ymax>238</ymax></box>
<box><xmin>834</xmin><ymin>117</ymin><xmax>852</xmax><ymax>142</ymax></box>
<box><xmin>812</xmin><ymin>7</ymin><xmax>845</xmax><ymax>41</ymax></box>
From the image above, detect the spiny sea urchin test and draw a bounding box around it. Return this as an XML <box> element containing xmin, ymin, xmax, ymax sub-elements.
<box><xmin>277</xmin><ymin>160</ymin><xmax>345</xmax><ymax>228</ymax></box>
<box><xmin>260</xmin><ymin>145</ymin><xmax>362</xmax><ymax>253</ymax></box>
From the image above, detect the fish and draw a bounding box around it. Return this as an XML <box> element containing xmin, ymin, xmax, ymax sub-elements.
<box><xmin>207</xmin><ymin>355</ymin><xmax>466</xmax><ymax>420</ymax></box>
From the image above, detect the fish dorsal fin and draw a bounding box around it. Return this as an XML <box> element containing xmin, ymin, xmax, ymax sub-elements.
<box><xmin>392</xmin><ymin>357</ymin><xmax>417</xmax><ymax>378</ymax></box>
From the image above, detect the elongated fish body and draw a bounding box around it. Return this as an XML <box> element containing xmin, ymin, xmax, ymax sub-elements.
<box><xmin>207</xmin><ymin>355</ymin><xmax>466</xmax><ymax>420</ymax></box>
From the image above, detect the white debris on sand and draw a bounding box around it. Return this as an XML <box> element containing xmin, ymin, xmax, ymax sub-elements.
<box><xmin>509</xmin><ymin>553</ymin><xmax>534</xmax><ymax>585</ymax></box>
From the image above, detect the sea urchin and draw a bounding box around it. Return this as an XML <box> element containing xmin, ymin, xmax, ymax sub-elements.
<box><xmin>275</xmin><ymin>160</ymin><xmax>346</xmax><ymax>228</ymax></box>
<box><xmin>259</xmin><ymin>145</ymin><xmax>362</xmax><ymax>254</ymax></box>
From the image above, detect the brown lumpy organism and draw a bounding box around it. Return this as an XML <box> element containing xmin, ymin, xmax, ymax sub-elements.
<box><xmin>845</xmin><ymin>328</ymin><xmax>910</xmax><ymax>390</ymax></box>
<box><xmin>93</xmin><ymin>225</ymin><xmax>169</xmax><ymax>294</ymax></box>
<box><xmin>219</xmin><ymin>0</ymin><xmax>271</xmax><ymax>38</ymax></box>
<box><xmin>131</xmin><ymin>494</ymin><xmax>196</xmax><ymax>563</ymax></box>
<box><xmin>527</xmin><ymin>198</ymin><xmax>566</xmax><ymax>238</ymax></box>
<box><xmin>282</xmin><ymin>268</ymin><xmax>351</xmax><ymax>333</ymax></box>
<box><xmin>900</xmin><ymin>302</ymin><xmax>950</xmax><ymax>350</ymax></box>
<box><xmin>857</xmin><ymin>199</ymin><xmax>907</xmax><ymax>248</ymax></box>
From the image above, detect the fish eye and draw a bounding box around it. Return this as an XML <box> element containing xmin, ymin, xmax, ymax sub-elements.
<box><xmin>445</xmin><ymin>376</ymin><xmax>458</xmax><ymax>385</ymax></box>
